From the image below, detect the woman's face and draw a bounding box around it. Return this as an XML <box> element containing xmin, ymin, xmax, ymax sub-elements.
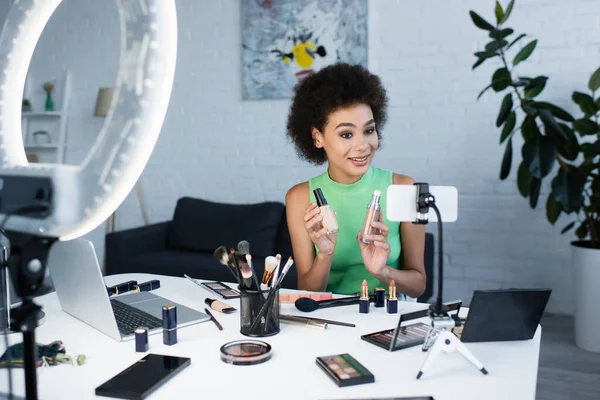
<box><xmin>313</xmin><ymin>103</ymin><xmax>379</xmax><ymax>183</ymax></box>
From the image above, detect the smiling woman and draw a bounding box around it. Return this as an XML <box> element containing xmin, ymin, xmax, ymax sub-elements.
<box><xmin>285</xmin><ymin>63</ymin><xmax>426</xmax><ymax>298</ymax></box>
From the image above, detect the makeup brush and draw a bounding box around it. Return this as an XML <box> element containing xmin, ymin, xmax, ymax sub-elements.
<box><xmin>238</xmin><ymin>240</ymin><xmax>250</xmax><ymax>255</ymax></box>
<box><xmin>262</xmin><ymin>256</ymin><xmax>278</xmax><ymax>286</ymax></box>
<box><xmin>245</xmin><ymin>254</ymin><xmax>261</xmax><ymax>293</ymax></box>
<box><xmin>274</xmin><ymin>256</ymin><xmax>294</xmax><ymax>288</ymax></box>
<box><xmin>271</xmin><ymin>254</ymin><xmax>282</xmax><ymax>288</ymax></box>
<box><xmin>213</xmin><ymin>246</ymin><xmax>240</xmax><ymax>283</ymax></box>
<box><xmin>228</xmin><ymin>248</ymin><xmax>242</xmax><ymax>283</ymax></box>
<box><xmin>295</xmin><ymin>295</ymin><xmax>374</xmax><ymax>313</ymax></box>
<box><xmin>240</xmin><ymin>261</ymin><xmax>255</xmax><ymax>290</ymax></box>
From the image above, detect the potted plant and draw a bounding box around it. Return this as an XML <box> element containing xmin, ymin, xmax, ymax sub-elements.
<box><xmin>469</xmin><ymin>0</ymin><xmax>600</xmax><ymax>352</ymax></box>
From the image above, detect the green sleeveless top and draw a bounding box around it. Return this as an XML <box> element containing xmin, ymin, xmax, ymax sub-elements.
<box><xmin>309</xmin><ymin>167</ymin><xmax>401</xmax><ymax>295</ymax></box>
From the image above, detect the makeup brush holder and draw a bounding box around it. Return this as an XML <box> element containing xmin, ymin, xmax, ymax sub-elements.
<box><xmin>239</xmin><ymin>287</ymin><xmax>280</xmax><ymax>337</ymax></box>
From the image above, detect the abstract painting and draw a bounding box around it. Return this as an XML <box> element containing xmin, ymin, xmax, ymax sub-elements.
<box><xmin>242</xmin><ymin>0</ymin><xmax>368</xmax><ymax>100</ymax></box>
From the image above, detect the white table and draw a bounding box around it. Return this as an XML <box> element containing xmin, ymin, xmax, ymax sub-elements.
<box><xmin>0</xmin><ymin>273</ymin><xmax>541</xmax><ymax>399</ymax></box>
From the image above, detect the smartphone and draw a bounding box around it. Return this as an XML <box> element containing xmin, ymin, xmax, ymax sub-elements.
<box><xmin>95</xmin><ymin>354</ymin><xmax>191</xmax><ymax>399</ymax></box>
<box><xmin>200</xmin><ymin>281</ymin><xmax>240</xmax><ymax>299</ymax></box>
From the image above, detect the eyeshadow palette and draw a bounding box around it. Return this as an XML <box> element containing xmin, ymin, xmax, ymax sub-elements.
<box><xmin>279</xmin><ymin>292</ymin><xmax>333</xmax><ymax>304</ymax></box>
<box><xmin>361</xmin><ymin>322</ymin><xmax>430</xmax><ymax>352</ymax></box>
<box><xmin>200</xmin><ymin>281</ymin><xmax>240</xmax><ymax>299</ymax></box>
<box><xmin>316</xmin><ymin>353</ymin><xmax>375</xmax><ymax>387</ymax></box>
<box><xmin>220</xmin><ymin>340</ymin><xmax>272</xmax><ymax>366</ymax></box>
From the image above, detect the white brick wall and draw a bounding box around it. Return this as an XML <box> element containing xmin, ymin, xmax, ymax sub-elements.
<box><xmin>6</xmin><ymin>0</ymin><xmax>600</xmax><ymax>314</ymax></box>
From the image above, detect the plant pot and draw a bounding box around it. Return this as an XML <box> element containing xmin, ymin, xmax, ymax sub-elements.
<box><xmin>571</xmin><ymin>240</ymin><xmax>600</xmax><ymax>352</ymax></box>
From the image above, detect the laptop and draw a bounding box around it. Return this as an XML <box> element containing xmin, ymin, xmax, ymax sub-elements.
<box><xmin>47</xmin><ymin>238</ymin><xmax>210</xmax><ymax>341</ymax></box>
<box><xmin>457</xmin><ymin>288</ymin><xmax>551</xmax><ymax>343</ymax></box>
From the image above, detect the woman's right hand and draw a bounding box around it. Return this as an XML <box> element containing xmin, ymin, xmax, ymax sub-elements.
<box><xmin>304</xmin><ymin>202</ymin><xmax>337</xmax><ymax>256</ymax></box>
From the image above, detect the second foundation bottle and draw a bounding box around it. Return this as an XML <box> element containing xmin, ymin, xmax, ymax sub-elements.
<box><xmin>360</xmin><ymin>189</ymin><xmax>381</xmax><ymax>244</ymax></box>
<box><xmin>314</xmin><ymin>188</ymin><xmax>339</xmax><ymax>234</ymax></box>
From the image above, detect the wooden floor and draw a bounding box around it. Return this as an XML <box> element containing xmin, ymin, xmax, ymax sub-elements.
<box><xmin>536</xmin><ymin>314</ymin><xmax>600</xmax><ymax>400</ymax></box>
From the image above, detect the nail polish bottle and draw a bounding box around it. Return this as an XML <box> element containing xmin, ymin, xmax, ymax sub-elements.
<box><xmin>314</xmin><ymin>188</ymin><xmax>339</xmax><ymax>234</ymax></box>
<box><xmin>387</xmin><ymin>281</ymin><xmax>398</xmax><ymax>314</ymax></box>
<box><xmin>361</xmin><ymin>190</ymin><xmax>381</xmax><ymax>243</ymax></box>
<box><xmin>162</xmin><ymin>305</ymin><xmax>178</xmax><ymax>346</ymax></box>
<box><xmin>359</xmin><ymin>280</ymin><xmax>370</xmax><ymax>314</ymax></box>
<box><xmin>374</xmin><ymin>287</ymin><xmax>385</xmax><ymax>308</ymax></box>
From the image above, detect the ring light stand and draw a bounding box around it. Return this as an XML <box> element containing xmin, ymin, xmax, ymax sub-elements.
<box><xmin>386</xmin><ymin>183</ymin><xmax>487</xmax><ymax>379</ymax></box>
<box><xmin>0</xmin><ymin>1</ymin><xmax>178</xmax><ymax>399</ymax></box>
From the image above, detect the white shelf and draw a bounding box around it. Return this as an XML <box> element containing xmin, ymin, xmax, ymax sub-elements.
<box><xmin>22</xmin><ymin>111</ymin><xmax>62</xmax><ymax>118</ymax></box>
<box><xmin>25</xmin><ymin>144</ymin><xmax>59</xmax><ymax>149</ymax></box>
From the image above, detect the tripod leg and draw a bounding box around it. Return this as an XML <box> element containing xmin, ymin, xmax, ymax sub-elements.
<box><xmin>453</xmin><ymin>335</ymin><xmax>488</xmax><ymax>375</ymax></box>
<box><xmin>416</xmin><ymin>334</ymin><xmax>444</xmax><ymax>379</ymax></box>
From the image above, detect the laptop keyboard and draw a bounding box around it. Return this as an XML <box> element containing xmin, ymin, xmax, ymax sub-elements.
<box><xmin>110</xmin><ymin>298</ymin><xmax>163</xmax><ymax>336</ymax></box>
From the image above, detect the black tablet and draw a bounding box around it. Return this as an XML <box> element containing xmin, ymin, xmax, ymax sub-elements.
<box><xmin>460</xmin><ymin>288</ymin><xmax>551</xmax><ymax>343</ymax></box>
<box><xmin>95</xmin><ymin>354</ymin><xmax>191</xmax><ymax>399</ymax></box>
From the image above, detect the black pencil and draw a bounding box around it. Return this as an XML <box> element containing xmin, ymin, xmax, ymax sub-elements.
<box><xmin>204</xmin><ymin>308</ymin><xmax>223</xmax><ymax>331</ymax></box>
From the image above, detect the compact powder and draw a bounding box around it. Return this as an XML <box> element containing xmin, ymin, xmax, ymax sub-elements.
<box><xmin>220</xmin><ymin>340</ymin><xmax>272</xmax><ymax>366</ymax></box>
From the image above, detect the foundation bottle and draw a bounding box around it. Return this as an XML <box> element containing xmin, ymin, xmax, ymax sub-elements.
<box><xmin>313</xmin><ymin>188</ymin><xmax>339</xmax><ymax>234</ymax></box>
<box><xmin>360</xmin><ymin>190</ymin><xmax>381</xmax><ymax>244</ymax></box>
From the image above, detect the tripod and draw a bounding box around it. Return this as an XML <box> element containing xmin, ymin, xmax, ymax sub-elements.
<box><xmin>416</xmin><ymin>309</ymin><xmax>488</xmax><ymax>379</ymax></box>
<box><xmin>412</xmin><ymin>183</ymin><xmax>487</xmax><ymax>380</ymax></box>
<box><xmin>4</xmin><ymin>231</ymin><xmax>56</xmax><ymax>400</ymax></box>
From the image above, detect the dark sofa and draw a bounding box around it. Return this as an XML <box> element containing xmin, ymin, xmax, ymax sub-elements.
<box><xmin>105</xmin><ymin>197</ymin><xmax>434</xmax><ymax>300</ymax></box>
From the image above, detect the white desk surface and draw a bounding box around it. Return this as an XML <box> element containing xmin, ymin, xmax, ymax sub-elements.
<box><xmin>0</xmin><ymin>273</ymin><xmax>541</xmax><ymax>400</ymax></box>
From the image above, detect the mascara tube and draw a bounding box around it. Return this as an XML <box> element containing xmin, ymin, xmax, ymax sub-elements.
<box><xmin>361</xmin><ymin>190</ymin><xmax>381</xmax><ymax>244</ymax></box>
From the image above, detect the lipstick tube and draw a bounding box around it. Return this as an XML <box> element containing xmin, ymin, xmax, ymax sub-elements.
<box><xmin>374</xmin><ymin>287</ymin><xmax>385</xmax><ymax>308</ymax></box>
<box><xmin>387</xmin><ymin>281</ymin><xmax>398</xmax><ymax>314</ymax></box>
<box><xmin>133</xmin><ymin>279</ymin><xmax>161</xmax><ymax>293</ymax></box>
<box><xmin>359</xmin><ymin>280</ymin><xmax>370</xmax><ymax>314</ymax></box>
<box><xmin>135</xmin><ymin>327</ymin><xmax>149</xmax><ymax>352</ymax></box>
<box><xmin>162</xmin><ymin>305</ymin><xmax>178</xmax><ymax>346</ymax></box>
<box><xmin>314</xmin><ymin>188</ymin><xmax>339</xmax><ymax>234</ymax></box>
<box><xmin>360</xmin><ymin>190</ymin><xmax>381</xmax><ymax>244</ymax></box>
<box><xmin>109</xmin><ymin>280</ymin><xmax>138</xmax><ymax>295</ymax></box>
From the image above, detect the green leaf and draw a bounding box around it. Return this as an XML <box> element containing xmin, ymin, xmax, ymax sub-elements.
<box><xmin>546</xmin><ymin>192</ymin><xmax>561</xmax><ymax>225</ymax></box>
<box><xmin>561</xmin><ymin>221</ymin><xmax>576</xmax><ymax>234</ymax></box>
<box><xmin>574</xmin><ymin>118</ymin><xmax>598</xmax><ymax>135</ymax></box>
<box><xmin>522</xmin><ymin>135</ymin><xmax>556</xmax><ymax>179</ymax></box>
<box><xmin>551</xmin><ymin>167</ymin><xmax>584</xmax><ymax>213</ymax></box>
<box><xmin>589</xmin><ymin>66</ymin><xmax>600</xmax><ymax>92</ymax></box>
<box><xmin>500</xmin><ymin>138</ymin><xmax>513</xmax><ymax>180</ymax></box>
<box><xmin>535</xmin><ymin>102</ymin><xmax>575</xmax><ymax>122</ymax></box>
<box><xmin>489</xmin><ymin>28</ymin><xmax>514</xmax><ymax>40</ymax></box>
<box><xmin>475</xmin><ymin>50</ymin><xmax>499</xmax><ymax>59</ymax></box>
<box><xmin>495</xmin><ymin>1</ymin><xmax>504</xmax><ymax>23</ymax></box>
<box><xmin>500</xmin><ymin>0</ymin><xmax>515</xmax><ymax>24</ymax></box>
<box><xmin>529</xmin><ymin>177</ymin><xmax>541</xmax><ymax>208</ymax></box>
<box><xmin>477</xmin><ymin>83</ymin><xmax>493</xmax><ymax>100</ymax></box>
<box><xmin>469</xmin><ymin>11</ymin><xmax>495</xmax><ymax>31</ymax></box>
<box><xmin>556</xmin><ymin>123</ymin><xmax>579</xmax><ymax>161</ymax></box>
<box><xmin>500</xmin><ymin>111</ymin><xmax>516</xmax><ymax>143</ymax></box>
<box><xmin>595</xmin><ymin>96</ymin><xmax>600</xmax><ymax>110</ymax></box>
<box><xmin>517</xmin><ymin>161</ymin><xmax>532</xmax><ymax>197</ymax></box>
<box><xmin>524</xmin><ymin>77</ymin><xmax>547</xmax><ymax>98</ymax></box>
<box><xmin>539</xmin><ymin>109</ymin><xmax>567</xmax><ymax>141</ymax></box>
<box><xmin>521</xmin><ymin>115</ymin><xmax>541</xmax><ymax>140</ymax></box>
<box><xmin>507</xmin><ymin>33</ymin><xmax>527</xmax><ymax>50</ymax></box>
<box><xmin>575</xmin><ymin>222</ymin><xmax>588</xmax><ymax>239</ymax></box>
<box><xmin>485</xmin><ymin>40</ymin><xmax>508</xmax><ymax>52</ymax></box>
<box><xmin>513</xmin><ymin>40</ymin><xmax>537</xmax><ymax>66</ymax></box>
<box><xmin>492</xmin><ymin>67</ymin><xmax>512</xmax><ymax>91</ymax></box>
<box><xmin>580</xmin><ymin>140</ymin><xmax>600</xmax><ymax>157</ymax></box>
<box><xmin>496</xmin><ymin>93</ymin><xmax>513</xmax><ymax>127</ymax></box>
<box><xmin>572</xmin><ymin>91</ymin><xmax>597</xmax><ymax>116</ymax></box>
<box><xmin>472</xmin><ymin>57</ymin><xmax>486</xmax><ymax>69</ymax></box>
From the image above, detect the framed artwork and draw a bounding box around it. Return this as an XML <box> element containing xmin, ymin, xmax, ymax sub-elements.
<box><xmin>242</xmin><ymin>0</ymin><xmax>368</xmax><ymax>100</ymax></box>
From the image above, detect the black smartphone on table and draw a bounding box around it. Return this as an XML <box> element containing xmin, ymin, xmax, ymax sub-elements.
<box><xmin>95</xmin><ymin>354</ymin><xmax>191</xmax><ymax>399</ymax></box>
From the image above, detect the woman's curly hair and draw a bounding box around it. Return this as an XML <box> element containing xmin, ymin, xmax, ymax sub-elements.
<box><xmin>286</xmin><ymin>63</ymin><xmax>388</xmax><ymax>165</ymax></box>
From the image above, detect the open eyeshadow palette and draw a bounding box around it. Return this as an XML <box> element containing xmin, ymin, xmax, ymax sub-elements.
<box><xmin>362</xmin><ymin>301</ymin><xmax>462</xmax><ymax>352</ymax></box>
<box><xmin>200</xmin><ymin>281</ymin><xmax>240</xmax><ymax>299</ymax></box>
<box><xmin>279</xmin><ymin>292</ymin><xmax>332</xmax><ymax>304</ymax></box>
<box><xmin>316</xmin><ymin>353</ymin><xmax>375</xmax><ymax>387</ymax></box>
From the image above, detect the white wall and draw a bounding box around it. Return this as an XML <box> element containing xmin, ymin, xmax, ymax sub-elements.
<box><xmin>8</xmin><ymin>0</ymin><xmax>600</xmax><ymax>314</ymax></box>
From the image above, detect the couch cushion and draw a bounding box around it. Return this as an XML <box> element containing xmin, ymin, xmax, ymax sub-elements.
<box><xmin>166</xmin><ymin>197</ymin><xmax>284</xmax><ymax>257</ymax></box>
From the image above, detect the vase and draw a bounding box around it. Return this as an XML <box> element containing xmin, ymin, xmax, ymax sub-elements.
<box><xmin>45</xmin><ymin>91</ymin><xmax>54</xmax><ymax>112</ymax></box>
<box><xmin>571</xmin><ymin>241</ymin><xmax>600</xmax><ymax>352</ymax></box>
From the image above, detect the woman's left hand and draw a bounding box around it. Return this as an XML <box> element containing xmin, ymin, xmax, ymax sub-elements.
<box><xmin>357</xmin><ymin>219</ymin><xmax>391</xmax><ymax>278</ymax></box>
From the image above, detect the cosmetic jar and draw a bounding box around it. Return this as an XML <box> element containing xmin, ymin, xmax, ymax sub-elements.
<box><xmin>220</xmin><ymin>340</ymin><xmax>272</xmax><ymax>366</ymax></box>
